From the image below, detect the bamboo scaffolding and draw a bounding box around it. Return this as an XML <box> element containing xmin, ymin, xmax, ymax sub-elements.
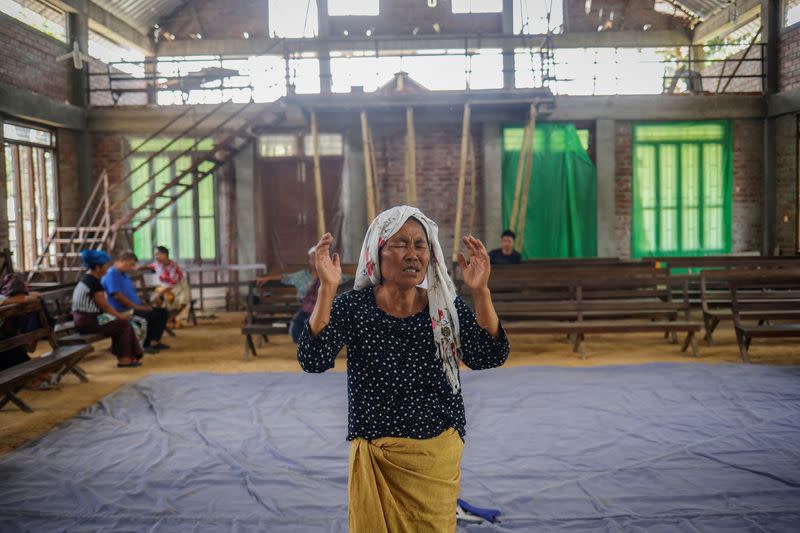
<box><xmin>452</xmin><ymin>103</ymin><xmax>471</xmax><ymax>262</ymax></box>
<box><xmin>360</xmin><ymin>111</ymin><xmax>377</xmax><ymax>222</ymax></box>
<box><xmin>310</xmin><ymin>111</ymin><xmax>326</xmax><ymax>236</ymax></box>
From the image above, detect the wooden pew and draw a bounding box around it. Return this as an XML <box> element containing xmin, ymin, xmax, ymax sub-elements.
<box><xmin>241</xmin><ymin>281</ymin><xmax>297</xmax><ymax>359</ymax></box>
<box><xmin>241</xmin><ymin>265</ymin><xmax>357</xmax><ymax>360</ymax></box>
<box><xmin>701</xmin><ymin>269</ymin><xmax>800</xmax><ymax>362</ymax></box>
<box><xmin>0</xmin><ymin>300</ymin><xmax>92</xmax><ymax>413</ymax></box>
<box><xmin>498</xmin><ymin>271</ymin><xmax>701</xmax><ymax>358</ymax></box>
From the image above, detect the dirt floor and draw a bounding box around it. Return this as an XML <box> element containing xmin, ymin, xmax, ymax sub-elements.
<box><xmin>2</xmin><ymin>312</ymin><xmax>798</xmax><ymax>456</ymax></box>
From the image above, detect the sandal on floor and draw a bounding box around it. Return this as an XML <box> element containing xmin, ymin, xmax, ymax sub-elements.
<box><xmin>117</xmin><ymin>360</ymin><xmax>142</xmax><ymax>368</ymax></box>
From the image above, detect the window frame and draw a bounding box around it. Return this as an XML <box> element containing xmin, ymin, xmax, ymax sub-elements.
<box><xmin>631</xmin><ymin>121</ymin><xmax>733</xmax><ymax>258</ymax></box>
<box><xmin>3</xmin><ymin>120</ymin><xmax>60</xmax><ymax>271</ymax></box>
<box><xmin>128</xmin><ymin>143</ymin><xmax>219</xmax><ymax>264</ymax></box>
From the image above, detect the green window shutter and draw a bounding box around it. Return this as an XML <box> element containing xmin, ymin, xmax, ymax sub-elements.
<box><xmin>632</xmin><ymin>121</ymin><xmax>732</xmax><ymax>258</ymax></box>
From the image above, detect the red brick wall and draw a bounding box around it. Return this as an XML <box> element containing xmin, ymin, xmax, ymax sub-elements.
<box><xmin>615</xmin><ymin>120</ymin><xmax>764</xmax><ymax>257</ymax></box>
<box><xmin>701</xmin><ymin>46</ymin><xmax>763</xmax><ymax>94</ymax></box>
<box><xmin>159</xmin><ymin>0</ymin><xmax>267</xmax><ymax>40</ymax></box>
<box><xmin>0</xmin><ymin>13</ymin><xmax>71</xmax><ymax>102</ymax></box>
<box><xmin>369</xmin><ymin>121</ymin><xmax>484</xmax><ymax>260</ymax></box>
<box><xmin>329</xmin><ymin>0</ymin><xmax>501</xmax><ymax>37</ymax></box>
<box><xmin>614</xmin><ymin>121</ymin><xmax>633</xmax><ymax>257</ymax></box>
<box><xmin>731</xmin><ymin>119</ymin><xmax>763</xmax><ymax>252</ymax></box>
<box><xmin>565</xmin><ymin>0</ymin><xmax>692</xmax><ymax>32</ymax></box>
<box><xmin>776</xmin><ymin>115</ymin><xmax>798</xmax><ymax>254</ymax></box>
<box><xmin>90</xmin><ymin>134</ymin><xmax>127</xmax><ymax>220</ymax></box>
<box><xmin>160</xmin><ymin>0</ymin><xmax>501</xmax><ymax>40</ymax></box>
<box><xmin>57</xmin><ymin>129</ymin><xmax>80</xmax><ymax>227</ymax></box>
<box><xmin>779</xmin><ymin>25</ymin><xmax>800</xmax><ymax>92</ymax></box>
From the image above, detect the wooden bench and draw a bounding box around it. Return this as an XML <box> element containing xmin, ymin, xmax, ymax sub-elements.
<box><xmin>0</xmin><ymin>300</ymin><xmax>92</xmax><ymax>413</ymax></box>
<box><xmin>718</xmin><ymin>269</ymin><xmax>800</xmax><ymax>362</ymax></box>
<box><xmin>241</xmin><ymin>282</ymin><xmax>297</xmax><ymax>359</ymax></box>
<box><xmin>498</xmin><ymin>272</ymin><xmax>702</xmax><ymax>358</ymax></box>
<box><xmin>700</xmin><ymin>269</ymin><xmax>800</xmax><ymax>345</ymax></box>
<box><xmin>655</xmin><ymin>255</ymin><xmax>800</xmax><ymax>313</ymax></box>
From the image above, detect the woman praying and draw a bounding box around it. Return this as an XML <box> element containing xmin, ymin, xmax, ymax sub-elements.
<box><xmin>297</xmin><ymin>205</ymin><xmax>509</xmax><ymax>533</ymax></box>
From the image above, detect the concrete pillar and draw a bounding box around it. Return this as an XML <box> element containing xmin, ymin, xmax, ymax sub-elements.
<box><xmin>341</xmin><ymin>130</ymin><xmax>367</xmax><ymax>263</ymax></box>
<box><xmin>317</xmin><ymin>0</ymin><xmax>332</xmax><ymax>93</ymax></box>
<box><xmin>761</xmin><ymin>0</ymin><xmax>779</xmax><ymax>255</ymax></box>
<box><xmin>596</xmin><ymin>119</ymin><xmax>616</xmax><ymax>257</ymax></box>
<box><xmin>502</xmin><ymin>0</ymin><xmax>515</xmax><ymax>89</ymax></box>
<box><xmin>234</xmin><ymin>143</ymin><xmax>256</xmax><ymax>266</ymax></box>
<box><xmin>66</xmin><ymin>0</ymin><xmax>92</xmax><ymax>213</ymax></box>
<box><xmin>482</xmin><ymin>122</ymin><xmax>503</xmax><ymax>249</ymax></box>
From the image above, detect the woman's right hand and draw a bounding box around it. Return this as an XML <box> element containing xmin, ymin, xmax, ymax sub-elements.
<box><xmin>315</xmin><ymin>233</ymin><xmax>341</xmax><ymax>288</ymax></box>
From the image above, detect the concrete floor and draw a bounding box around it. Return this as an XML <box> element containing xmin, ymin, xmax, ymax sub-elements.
<box><xmin>2</xmin><ymin>312</ymin><xmax>798</xmax><ymax>456</ymax></box>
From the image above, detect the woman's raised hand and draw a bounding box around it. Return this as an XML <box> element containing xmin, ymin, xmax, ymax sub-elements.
<box><xmin>315</xmin><ymin>233</ymin><xmax>342</xmax><ymax>288</ymax></box>
<box><xmin>457</xmin><ymin>235</ymin><xmax>491</xmax><ymax>291</ymax></box>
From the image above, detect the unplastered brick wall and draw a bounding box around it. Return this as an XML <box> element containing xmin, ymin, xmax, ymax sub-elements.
<box><xmin>776</xmin><ymin>115</ymin><xmax>798</xmax><ymax>254</ymax></box>
<box><xmin>564</xmin><ymin>0</ymin><xmax>692</xmax><ymax>32</ymax></box>
<box><xmin>731</xmin><ymin>119</ymin><xmax>763</xmax><ymax>253</ymax></box>
<box><xmin>0</xmin><ymin>12</ymin><xmax>71</xmax><ymax>102</ymax></box>
<box><xmin>329</xmin><ymin>0</ymin><xmax>501</xmax><ymax>37</ymax></box>
<box><xmin>368</xmin><ymin>121</ymin><xmax>484</xmax><ymax>261</ymax></box>
<box><xmin>614</xmin><ymin>120</ymin><xmax>764</xmax><ymax>258</ymax></box>
<box><xmin>159</xmin><ymin>0</ymin><xmax>266</xmax><ymax>40</ymax></box>
<box><xmin>91</xmin><ymin>134</ymin><xmax>127</xmax><ymax>220</ymax></box>
<box><xmin>779</xmin><ymin>24</ymin><xmax>800</xmax><ymax>92</ymax></box>
<box><xmin>701</xmin><ymin>46</ymin><xmax>763</xmax><ymax>94</ymax></box>
<box><xmin>614</xmin><ymin>121</ymin><xmax>633</xmax><ymax>258</ymax></box>
<box><xmin>57</xmin><ymin>129</ymin><xmax>80</xmax><ymax>227</ymax></box>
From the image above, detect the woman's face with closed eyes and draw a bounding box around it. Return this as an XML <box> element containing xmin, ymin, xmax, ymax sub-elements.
<box><xmin>379</xmin><ymin>218</ymin><xmax>430</xmax><ymax>289</ymax></box>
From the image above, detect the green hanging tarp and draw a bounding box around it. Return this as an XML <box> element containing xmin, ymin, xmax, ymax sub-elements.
<box><xmin>501</xmin><ymin>123</ymin><xmax>597</xmax><ymax>258</ymax></box>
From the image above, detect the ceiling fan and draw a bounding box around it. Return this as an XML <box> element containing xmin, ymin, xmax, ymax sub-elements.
<box><xmin>56</xmin><ymin>40</ymin><xmax>93</xmax><ymax>69</ymax></box>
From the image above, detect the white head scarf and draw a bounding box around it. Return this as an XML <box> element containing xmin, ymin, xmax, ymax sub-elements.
<box><xmin>355</xmin><ymin>205</ymin><xmax>461</xmax><ymax>394</ymax></box>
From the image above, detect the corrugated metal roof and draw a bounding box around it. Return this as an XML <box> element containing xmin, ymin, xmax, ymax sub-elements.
<box><xmin>91</xmin><ymin>0</ymin><xmax>186</xmax><ymax>30</ymax></box>
<box><xmin>668</xmin><ymin>0</ymin><xmax>735</xmax><ymax>20</ymax></box>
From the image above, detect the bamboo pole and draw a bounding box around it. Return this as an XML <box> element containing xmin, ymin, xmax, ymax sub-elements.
<box><xmin>405</xmin><ymin>107</ymin><xmax>417</xmax><ymax>205</ymax></box>
<box><xmin>452</xmin><ymin>103</ymin><xmax>471</xmax><ymax>262</ymax></box>
<box><xmin>515</xmin><ymin>105</ymin><xmax>538</xmax><ymax>253</ymax></box>
<box><xmin>360</xmin><ymin>111</ymin><xmax>376</xmax><ymax>222</ymax></box>
<box><xmin>508</xmin><ymin>112</ymin><xmax>531</xmax><ymax>235</ymax></box>
<box><xmin>468</xmin><ymin>135</ymin><xmax>477</xmax><ymax>235</ymax></box>
<box><xmin>368</xmin><ymin>126</ymin><xmax>381</xmax><ymax>213</ymax></box>
<box><xmin>310</xmin><ymin>111</ymin><xmax>326</xmax><ymax>236</ymax></box>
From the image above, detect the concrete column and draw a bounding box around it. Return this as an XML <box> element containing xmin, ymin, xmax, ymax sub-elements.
<box><xmin>317</xmin><ymin>0</ymin><xmax>332</xmax><ymax>93</ymax></box>
<box><xmin>66</xmin><ymin>0</ymin><xmax>92</xmax><ymax>212</ymax></box>
<box><xmin>596</xmin><ymin>119</ymin><xmax>616</xmax><ymax>257</ymax></box>
<box><xmin>502</xmin><ymin>0</ymin><xmax>515</xmax><ymax>89</ymax></box>
<box><xmin>341</xmin><ymin>130</ymin><xmax>367</xmax><ymax>263</ymax></box>
<box><xmin>761</xmin><ymin>0</ymin><xmax>779</xmax><ymax>255</ymax></box>
<box><xmin>482</xmin><ymin>122</ymin><xmax>503</xmax><ymax>249</ymax></box>
<box><xmin>234</xmin><ymin>143</ymin><xmax>256</xmax><ymax>266</ymax></box>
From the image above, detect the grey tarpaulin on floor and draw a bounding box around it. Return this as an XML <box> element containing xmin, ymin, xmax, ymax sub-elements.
<box><xmin>1</xmin><ymin>363</ymin><xmax>799</xmax><ymax>532</ymax></box>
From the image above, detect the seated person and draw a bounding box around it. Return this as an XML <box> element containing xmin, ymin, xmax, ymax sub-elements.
<box><xmin>145</xmin><ymin>246</ymin><xmax>190</xmax><ymax>329</ymax></box>
<box><xmin>0</xmin><ymin>274</ymin><xmax>58</xmax><ymax>389</ymax></box>
<box><xmin>103</xmin><ymin>251</ymin><xmax>170</xmax><ymax>354</ymax></box>
<box><xmin>256</xmin><ymin>247</ymin><xmax>352</xmax><ymax>343</ymax></box>
<box><xmin>72</xmin><ymin>250</ymin><xmax>143</xmax><ymax>368</ymax></box>
<box><xmin>488</xmin><ymin>230</ymin><xmax>522</xmax><ymax>265</ymax></box>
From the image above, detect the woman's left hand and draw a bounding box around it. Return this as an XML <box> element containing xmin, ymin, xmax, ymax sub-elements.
<box><xmin>457</xmin><ymin>235</ymin><xmax>491</xmax><ymax>291</ymax></box>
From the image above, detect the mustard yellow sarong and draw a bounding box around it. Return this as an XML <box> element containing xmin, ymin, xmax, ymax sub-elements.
<box><xmin>348</xmin><ymin>428</ymin><xmax>463</xmax><ymax>533</ymax></box>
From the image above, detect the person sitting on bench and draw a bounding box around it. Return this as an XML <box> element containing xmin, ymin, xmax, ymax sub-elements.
<box><xmin>0</xmin><ymin>275</ymin><xmax>58</xmax><ymax>388</ymax></box>
<box><xmin>147</xmin><ymin>246</ymin><xmax>190</xmax><ymax>329</ymax></box>
<box><xmin>103</xmin><ymin>251</ymin><xmax>170</xmax><ymax>355</ymax></box>
<box><xmin>488</xmin><ymin>230</ymin><xmax>522</xmax><ymax>265</ymax></box>
<box><xmin>71</xmin><ymin>250</ymin><xmax>143</xmax><ymax>368</ymax></box>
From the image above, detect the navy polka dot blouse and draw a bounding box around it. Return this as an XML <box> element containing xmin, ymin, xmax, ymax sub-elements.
<box><xmin>297</xmin><ymin>287</ymin><xmax>510</xmax><ymax>441</ymax></box>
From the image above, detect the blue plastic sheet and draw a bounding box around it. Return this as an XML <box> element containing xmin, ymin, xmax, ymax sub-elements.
<box><xmin>1</xmin><ymin>363</ymin><xmax>799</xmax><ymax>531</ymax></box>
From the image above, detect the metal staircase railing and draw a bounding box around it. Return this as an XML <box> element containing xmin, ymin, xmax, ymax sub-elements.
<box><xmin>29</xmin><ymin>98</ymin><xmax>261</xmax><ymax>282</ymax></box>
